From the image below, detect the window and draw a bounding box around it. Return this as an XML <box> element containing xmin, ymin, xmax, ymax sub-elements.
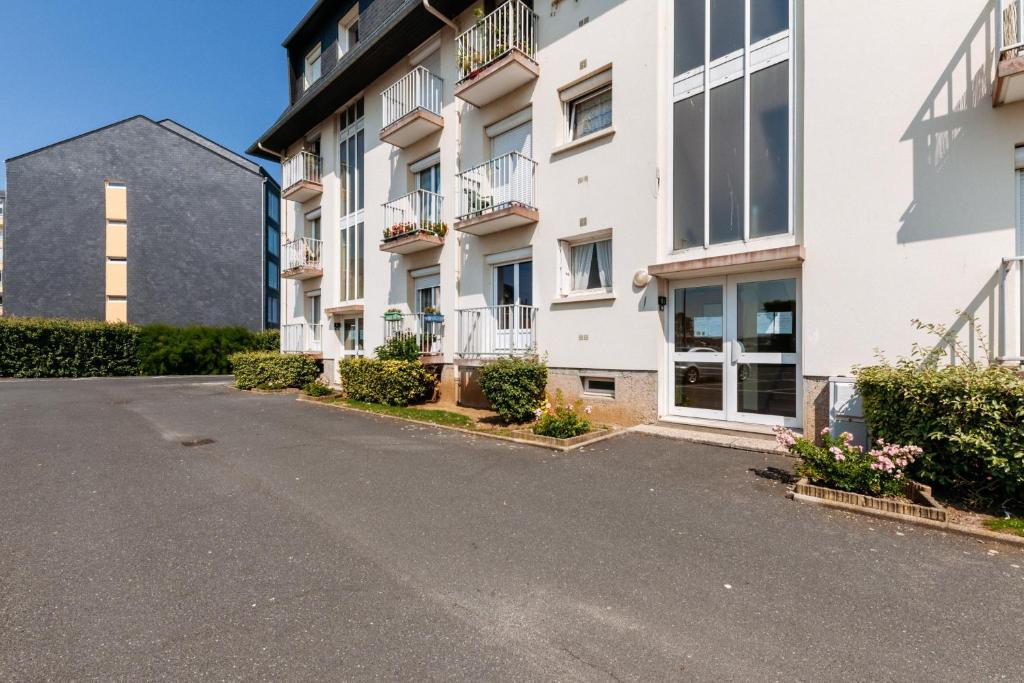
<box><xmin>342</xmin><ymin>317</ymin><xmax>364</xmax><ymax>353</ymax></box>
<box><xmin>266</xmin><ymin>189</ymin><xmax>280</xmax><ymax>223</ymax></box>
<box><xmin>416</xmin><ymin>164</ymin><xmax>440</xmax><ymax>194</ymax></box>
<box><xmin>266</xmin><ymin>294</ymin><xmax>279</xmax><ymax>326</ymax></box>
<box><xmin>582</xmin><ymin>376</ymin><xmax>615</xmax><ymax>398</ymax></box>
<box><xmin>304</xmin><ymin>44</ymin><xmax>322</xmax><ymax>89</ymax></box>
<box><xmin>339</xmin><ymin>7</ymin><xmax>359</xmax><ymax>58</ymax></box>
<box><xmin>414</xmin><ymin>272</ymin><xmax>440</xmax><ymax>312</ymax></box>
<box><xmin>672</xmin><ymin>0</ymin><xmax>791</xmax><ymax>250</ymax></box>
<box><xmin>569</xmin><ymin>85</ymin><xmax>612</xmax><ymax>141</ymax></box>
<box><xmin>267</xmin><ymin>261</ymin><xmax>279</xmax><ymax>287</ymax></box>
<box><xmin>565</xmin><ymin>238</ymin><xmax>612</xmax><ymax>292</ymax></box>
<box><xmin>267</xmin><ymin>224</ymin><xmax>279</xmax><ymax>258</ymax></box>
<box><xmin>339</xmin><ymin>99</ymin><xmax>365</xmax><ymax>303</ymax></box>
<box><xmin>339</xmin><ymin>223</ymin><xmax>364</xmax><ymax>301</ymax></box>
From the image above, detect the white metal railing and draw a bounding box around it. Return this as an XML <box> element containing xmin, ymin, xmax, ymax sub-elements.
<box><xmin>457</xmin><ymin>304</ymin><xmax>537</xmax><ymax>356</ymax></box>
<box><xmin>282</xmin><ymin>151</ymin><xmax>323</xmax><ymax>189</ymax></box>
<box><xmin>998</xmin><ymin>1</ymin><xmax>1024</xmax><ymax>57</ymax></box>
<box><xmin>456</xmin><ymin>152</ymin><xmax>536</xmax><ymax>220</ymax></box>
<box><xmin>383</xmin><ymin>190</ymin><xmax>445</xmax><ymax>241</ymax></box>
<box><xmin>281</xmin><ymin>323</ymin><xmax>323</xmax><ymax>354</ymax></box>
<box><xmin>383</xmin><ymin>313</ymin><xmax>445</xmax><ymax>355</ymax></box>
<box><xmin>456</xmin><ymin>0</ymin><xmax>537</xmax><ymax>80</ymax></box>
<box><xmin>382</xmin><ymin>66</ymin><xmax>443</xmax><ymax>129</ymax></box>
<box><xmin>998</xmin><ymin>256</ymin><xmax>1024</xmax><ymax>363</ymax></box>
<box><xmin>283</xmin><ymin>236</ymin><xmax>323</xmax><ymax>271</ymax></box>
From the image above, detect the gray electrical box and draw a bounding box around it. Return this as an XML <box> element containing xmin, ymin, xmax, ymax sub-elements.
<box><xmin>829</xmin><ymin>376</ymin><xmax>868</xmax><ymax>447</ymax></box>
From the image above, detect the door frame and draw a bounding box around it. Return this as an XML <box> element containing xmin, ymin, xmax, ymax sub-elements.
<box><xmin>665</xmin><ymin>269</ymin><xmax>802</xmax><ymax>428</ymax></box>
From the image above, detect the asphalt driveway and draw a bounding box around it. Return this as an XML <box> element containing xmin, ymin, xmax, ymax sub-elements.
<box><xmin>0</xmin><ymin>376</ymin><xmax>1021</xmax><ymax>681</ymax></box>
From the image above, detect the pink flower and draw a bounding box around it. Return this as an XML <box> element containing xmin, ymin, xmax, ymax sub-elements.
<box><xmin>829</xmin><ymin>446</ymin><xmax>846</xmax><ymax>462</ymax></box>
<box><xmin>840</xmin><ymin>431</ymin><xmax>854</xmax><ymax>444</ymax></box>
<box><xmin>584</xmin><ymin>405</ymin><xmax>593</xmax><ymax>415</ymax></box>
<box><xmin>820</xmin><ymin>426</ymin><xmax>830</xmax><ymax>437</ymax></box>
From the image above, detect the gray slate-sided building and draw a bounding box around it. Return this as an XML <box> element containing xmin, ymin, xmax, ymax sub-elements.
<box><xmin>4</xmin><ymin>116</ymin><xmax>281</xmax><ymax>329</ymax></box>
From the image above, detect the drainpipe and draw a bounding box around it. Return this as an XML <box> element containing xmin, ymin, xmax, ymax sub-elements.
<box><xmin>422</xmin><ymin>0</ymin><xmax>458</xmax><ymax>30</ymax></box>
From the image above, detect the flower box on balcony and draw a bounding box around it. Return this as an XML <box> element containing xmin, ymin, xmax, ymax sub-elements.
<box><xmin>384</xmin><ymin>310</ymin><xmax>404</xmax><ymax>322</ymax></box>
<box><xmin>379</xmin><ymin>222</ymin><xmax>448</xmax><ymax>255</ymax></box>
<box><xmin>423</xmin><ymin>313</ymin><xmax>444</xmax><ymax>324</ymax></box>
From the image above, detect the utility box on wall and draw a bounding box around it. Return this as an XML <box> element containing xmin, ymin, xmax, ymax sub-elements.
<box><xmin>829</xmin><ymin>376</ymin><xmax>868</xmax><ymax>447</ymax></box>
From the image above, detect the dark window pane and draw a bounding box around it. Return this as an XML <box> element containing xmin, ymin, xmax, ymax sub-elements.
<box><xmin>498</xmin><ymin>264</ymin><xmax>515</xmax><ymax>305</ymax></box>
<box><xmin>737</xmin><ymin>363</ymin><xmax>796</xmax><ymax>417</ymax></box>
<box><xmin>709</xmin><ymin>78</ymin><xmax>744</xmax><ymax>244</ymax></box>
<box><xmin>675</xmin><ymin>361</ymin><xmax>723</xmax><ymax>410</ymax></box>
<box><xmin>750</xmin><ymin>62</ymin><xmax>789</xmax><ymax>238</ymax></box>
<box><xmin>710</xmin><ymin>0</ymin><xmax>744</xmax><ymax>60</ymax></box>
<box><xmin>674</xmin><ymin>285</ymin><xmax>723</xmax><ymax>351</ymax></box>
<box><xmin>736</xmin><ymin>278</ymin><xmax>796</xmax><ymax>352</ymax></box>
<box><xmin>673</xmin><ymin>94</ymin><xmax>705</xmax><ymax>250</ymax></box>
<box><xmin>674</xmin><ymin>0</ymin><xmax>704</xmax><ymax>75</ymax></box>
<box><xmin>751</xmin><ymin>0</ymin><xmax>788</xmax><ymax>43</ymax></box>
<box><xmin>518</xmin><ymin>261</ymin><xmax>533</xmax><ymax>306</ymax></box>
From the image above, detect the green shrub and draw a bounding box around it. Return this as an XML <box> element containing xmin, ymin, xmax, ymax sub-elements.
<box><xmin>230</xmin><ymin>351</ymin><xmax>320</xmax><ymax>390</ymax></box>
<box><xmin>251</xmin><ymin>329</ymin><xmax>280</xmax><ymax>351</ymax></box>
<box><xmin>775</xmin><ymin>427</ymin><xmax>920</xmax><ymax>498</ymax></box>
<box><xmin>856</xmin><ymin>364</ymin><xmax>1024</xmax><ymax>511</ymax></box>
<box><xmin>375</xmin><ymin>333</ymin><xmax>422</xmax><ymax>361</ymax></box>
<box><xmin>138</xmin><ymin>324</ymin><xmax>275</xmax><ymax>375</ymax></box>
<box><xmin>533</xmin><ymin>391</ymin><xmax>592</xmax><ymax>438</ymax></box>
<box><xmin>0</xmin><ymin>317</ymin><xmax>140</xmax><ymax>377</ymax></box>
<box><xmin>478</xmin><ymin>356</ymin><xmax>548</xmax><ymax>423</ymax></box>
<box><xmin>336</xmin><ymin>357</ymin><xmax>436</xmax><ymax>406</ymax></box>
<box><xmin>302</xmin><ymin>380</ymin><xmax>334</xmax><ymax>397</ymax></box>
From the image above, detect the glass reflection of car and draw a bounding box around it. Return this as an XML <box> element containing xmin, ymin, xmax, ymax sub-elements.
<box><xmin>680</xmin><ymin>346</ymin><xmax>750</xmax><ymax>384</ymax></box>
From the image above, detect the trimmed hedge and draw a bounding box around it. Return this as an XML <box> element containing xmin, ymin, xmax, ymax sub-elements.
<box><xmin>230</xmin><ymin>351</ymin><xmax>321</xmax><ymax>390</ymax></box>
<box><xmin>0</xmin><ymin>317</ymin><xmax>281</xmax><ymax>378</ymax></box>
<box><xmin>375</xmin><ymin>333</ymin><xmax>422</xmax><ymax>361</ymax></box>
<box><xmin>336</xmin><ymin>357</ymin><xmax>436</xmax><ymax>406</ymax></box>
<box><xmin>138</xmin><ymin>325</ymin><xmax>279</xmax><ymax>375</ymax></box>
<box><xmin>478</xmin><ymin>356</ymin><xmax>548</xmax><ymax>424</ymax></box>
<box><xmin>0</xmin><ymin>317</ymin><xmax>139</xmax><ymax>377</ymax></box>
<box><xmin>856</xmin><ymin>364</ymin><xmax>1024</xmax><ymax>511</ymax></box>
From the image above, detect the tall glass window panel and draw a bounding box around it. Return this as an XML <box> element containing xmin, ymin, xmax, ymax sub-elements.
<box><xmin>267</xmin><ymin>225</ymin><xmax>279</xmax><ymax>258</ymax></box>
<box><xmin>355</xmin><ymin>129</ymin><xmax>365</xmax><ymax>211</ymax></box>
<box><xmin>735</xmin><ymin>278</ymin><xmax>796</xmax><ymax>353</ymax></box>
<box><xmin>709</xmin><ymin>78</ymin><xmax>744</xmax><ymax>244</ymax></box>
<box><xmin>674</xmin><ymin>0</ymin><xmax>704</xmax><ymax>76</ymax></box>
<box><xmin>353</xmin><ymin>223</ymin><xmax>364</xmax><ymax>300</ymax></box>
<box><xmin>673</xmin><ymin>94</ymin><xmax>705</xmax><ymax>250</ymax></box>
<box><xmin>749</xmin><ymin>62</ymin><xmax>789</xmax><ymax>238</ymax></box>
<box><xmin>751</xmin><ymin>0</ymin><xmax>788</xmax><ymax>44</ymax></box>
<box><xmin>674</xmin><ymin>285</ymin><xmax>723</xmax><ymax>352</ymax></box>
<box><xmin>710</xmin><ymin>0</ymin><xmax>744</xmax><ymax>60</ymax></box>
<box><xmin>339</xmin><ymin>228</ymin><xmax>349</xmax><ymax>300</ymax></box>
<box><xmin>518</xmin><ymin>261</ymin><xmax>533</xmax><ymax>307</ymax></box>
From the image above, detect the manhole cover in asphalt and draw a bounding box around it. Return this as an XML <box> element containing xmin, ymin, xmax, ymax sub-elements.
<box><xmin>180</xmin><ymin>438</ymin><xmax>216</xmax><ymax>447</ymax></box>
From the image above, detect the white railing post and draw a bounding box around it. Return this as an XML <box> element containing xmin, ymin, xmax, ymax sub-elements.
<box><xmin>456</xmin><ymin>0</ymin><xmax>537</xmax><ymax>80</ymax></box>
<box><xmin>381</xmin><ymin>66</ymin><xmax>443</xmax><ymax>129</ymax></box>
<box><xmin>457</xmin><ymin>152</ymin><xmax>536</xmax><ymax>219</ymax></box>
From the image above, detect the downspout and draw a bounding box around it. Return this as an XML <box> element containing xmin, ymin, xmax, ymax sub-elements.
<box><xmin>422</xmin><ymin>0</ymin><xmax>458</xmax><ymax>30</ymax></box>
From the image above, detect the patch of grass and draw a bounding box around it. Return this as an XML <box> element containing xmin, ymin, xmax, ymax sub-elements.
<box><xmin>335</xmin><ymin>399</ymin><xmax>475</xmax><ymax>429</ymax></box>
<box><xmin>983</xmin><ymin>518</ymin><xmax>1024</xmax><ymax>537</ymax></box>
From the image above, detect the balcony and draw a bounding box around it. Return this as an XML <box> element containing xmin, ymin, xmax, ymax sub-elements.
<box><xmin>454</xmin><ymin>152</ymin><xmax>538</xmax><ymax>236</ymax></box>
<box><xmin>384</xmin><ymin>313</ymin><xmax>445</xmax><ymax>361</ymax></box>
<box><xmin>282</xmin><ymin>323</ymin><xmax>323</xmax><ymax>356</ymax></box>
<box><xmin>380</xmin><ymin>190</ymin><xmax>447</xmax><ymax>254</ymax></box>
<box><xmin>380</xmin><ymin>66</ymin><xmax>444</xmax><ymax>148</ymax></box>
<box><xmin>281</xmin><ymin>151</ymin><xmax>323</xmax><ymax>203</ymax></box>
<box><xmin>454</xmin><ymin>0</ymin><xmax>539</xmax><ymax>108</ymax></box>
<box><xmin>282</xmin><ymin>237</ymin><xmax>323</xmax><ymax>279</ymax></box>
<box><xmin>996</xmin><ymin>1</ymin><xmax>1024</xmax><ymax>105</ymax></box>
<box><xmin>457</xmin><ymin>304</ymin><xmax>537</xmax><ymax>357</ymax></box>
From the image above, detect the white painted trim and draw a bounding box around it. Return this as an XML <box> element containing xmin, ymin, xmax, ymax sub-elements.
<box><xmin>485</xmin><ymin>107</ymin><xmax>533</xmax><ymax>138</ymax></box>
<box><xmin>551</xmin><ymin>291</ymin><xmax>616</xmax><ymax>305</ymax></box>
<box><xmin>410</xmin><ymin>264</ymin><xmax>441</xmax><ymax>278</ymax></box>
<box><xmin>410</xmin><ymin>151</ymin><xmax>441</xmax><ymax>174</ymax></box>
<box><xmin>558</xmin><ymin>64</ymin><xmax>613</xmax><ymax>102</ymax></box>
<box><xmin>485</xmin><ymin>246</ymin><xmax>532</xmax><ymax>265</ymax></box>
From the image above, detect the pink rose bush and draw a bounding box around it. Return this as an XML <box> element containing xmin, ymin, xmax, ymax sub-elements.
<box><xmin>773</xmin><ymin>427</ymin><xmax>922</xmax><ymax>497</ymax></box>
<box><xmin>533</xmin><ymin>389</ymin><xmax>593</xmax><ymax>439</ymax></box>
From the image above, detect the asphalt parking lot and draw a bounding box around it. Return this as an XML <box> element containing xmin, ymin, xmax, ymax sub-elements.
<box><xmin>1</xmin><ymin>376</ymin><xmax>1021</xmax><ymax>681</ymax></box>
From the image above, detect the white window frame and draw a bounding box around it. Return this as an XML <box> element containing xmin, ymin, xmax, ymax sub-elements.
<box><xmin>667</xmin><ymin>0</ymin><xmax>794</xmax><ymax>255</ymax></box>
<box><xmin>557</xmin><ymin>229</ymin><xmax>613</xmax><ymax>297</ymax></box>
<box><xmin>581</xmin><ymin>375</ymin><xmax>616</xmax><ymax>398</ymax></box>
<box><xmin>304</xmin><ymin>44</ymin><xmax>322</xmax><ymax>89</ymax></box>
<box><xmin>339</xmin><ymin>7</ymin><xmax>359</xmax><ymax>58</ymax></box>
<box><xmin>568</xmin><ymin>84</ymin><xmax>613</xmax><ymax>142</ymax></box>
<box><xmin>338</xmin><ymin>100</ymin><xmax>365</xmax><ymax>304</ymax></box>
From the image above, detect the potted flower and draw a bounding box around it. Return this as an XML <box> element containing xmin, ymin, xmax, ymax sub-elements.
<box><xmin>422</xmin><ymin>306</ymin><xmax>444</xmax><ymax>324</ymax></box>
<box><xmin>384</xmin><ymin>307</ymin><xmax>404</xmax><ymax>322</ymax></box>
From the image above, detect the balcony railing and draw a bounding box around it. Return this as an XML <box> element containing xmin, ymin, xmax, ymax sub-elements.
<box><xmin>282</xmin><ymin>323</ymin><xmax>323</xmax><ymax>354</ymax></box>
<box><xmin>283</xmin><ymin>237</ymin><xmax>323</xmax><ymax>272</ymax></box>
<box><xmin>457</xmin><ymin>304</ymin><xmax>537</xmax><ymax>357</ymax></box>
<box><xmin>998</xmin><ymin>256</ymin><xmax>1024</xmax><ymax>363</ymax></box>
<box><xmin>383</xmin><ymin>313</ymin><xmax>445</xmax><ymax>356</ymax></box>
<box><xmin>382</xmin><ymin>66</ymin><xmax>443</xmax><ymax>129</ymax></box>
<box><xmin>456</xmin><ymin>0</ymin><xmax>537</xmax><ymax>81</ymax></box>
<box><xmin>456</xmin><ymin>152</ymin><xmax>536</xmax><ymax>220</ymax></box>
<box><xmin>283</xmin><ymin>151</ymin><xmax>322</xmax><ymax>189</ymax></box>
<box><xmin>999</xmin><ymin>1</ymin><xmax>1024</xmax><ymax>57</ymax></box>
<box><xmin>383</xmin><ymin>190</ymin><xmax>445</xmax><ymax>239</ymax></box>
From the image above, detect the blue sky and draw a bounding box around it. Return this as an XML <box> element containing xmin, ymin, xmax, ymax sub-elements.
<box><xmin>0</xmin><ymin>0</ymin><xmax>309</xmax><ymax>187</ymax></box>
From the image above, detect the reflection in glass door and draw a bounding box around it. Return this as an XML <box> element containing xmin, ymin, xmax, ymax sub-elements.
<box><xmin>669</xmin><ymin>273</ymin><xmax>799</xmax><ymax>426</ymax></box>
<box><xmin>494</xmin><ymin>260</ymin><xmax>533</xmax><ymax>352</ymax></box>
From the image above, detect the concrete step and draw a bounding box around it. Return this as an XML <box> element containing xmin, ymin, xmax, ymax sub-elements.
<box><xmin>631</xmin><ymin>422</ymin><xmax>789</xmax><ymax>455</ymax></box>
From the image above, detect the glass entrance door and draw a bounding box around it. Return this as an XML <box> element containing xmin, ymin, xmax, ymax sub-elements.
<box><xmin>669</xmin><ymin>273</ymin><xmax>799</xmax><ymax>426</ymax></box>
<box><xmin>494</xmin><ymin>260</ymin><xmax>533</xmax><ymax>352</ymax></box>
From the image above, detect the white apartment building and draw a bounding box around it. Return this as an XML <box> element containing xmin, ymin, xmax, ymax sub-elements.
<box><xmin>249</xmin><ymin>0</ymin><xmax>1024</xmax><ymax>435</ymax></box>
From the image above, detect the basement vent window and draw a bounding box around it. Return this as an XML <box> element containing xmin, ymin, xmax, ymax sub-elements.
<box><xmin>582</xmin><ymin>376</ymin><xmax>615</xmax><ymax>398</ymax></box>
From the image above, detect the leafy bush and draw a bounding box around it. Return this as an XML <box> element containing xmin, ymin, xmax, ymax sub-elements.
<box><xmin>856</xmin><ymin>364</ymin><xmax>1024</xmax><ymax>511</ymax></box>
<box><xmin>230</xmin><ymin>351</ymin><xmax>320</xmax><ymax>390</ymax></box>
<box><xmin>775</xmin><ymin>427</ymin><xmax>920</xmax><ymax>498</ymax></box>
<box><xmin>138</xmin><ymin>324</ymin><xmax>276</xmax><ymax>375</ymax></box>
<box><xmin>478</xmin><ymin>356</ymin><xmax>548</xmax><ymax>423</ymax></box>
<box><xmin>375</xmin><ymin>333</ymin><xmax>422</xmax><ymax>362</ymax></box>
<box><xmin>533</xmin><ymin>391</ymin><xmax>592</xmax><ymax>439</ymax></box>
<box><xmin>0</xmin><ymin>317</ymin><xmax>140</xmax><ymax>377</ymax></box>
<box><xmin>336</xmin><ymin>357</ymin><xmax>436</xmax><ymax>406</ymax></box>
<box><xmin>302</xmin><ymin>380</ymin><xmax>334</xmax><ymax>397</ymax></box>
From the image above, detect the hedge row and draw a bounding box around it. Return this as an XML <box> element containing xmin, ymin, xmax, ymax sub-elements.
<box><xmin>336</xmin><ymin>357</ymin><xmax>436</xmax><ymax>406</ymax></box>
<box><xmin>857</xmin><ymin>364</ymin><xmax>1024</xmax><ymax>511</ymax></box>
<box><xmin>230</xmin><ymin>351</ymin><xmax>321</xmax><ymax>390</ymax></box>
<box><xmin>0</xmin><ymin>317</ymin><xmax>279</xmax><ymax>378</ymax></box>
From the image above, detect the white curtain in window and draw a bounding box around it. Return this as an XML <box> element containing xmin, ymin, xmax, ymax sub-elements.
<box><xmin>571</xmin><ymin>243</ymin><xmax>594</xmax><ymax>290</ymax></box>
<box><xmin>595</xmin><ymin>239</ymin><xmax>612</xmax><ymax>288</ymax></box>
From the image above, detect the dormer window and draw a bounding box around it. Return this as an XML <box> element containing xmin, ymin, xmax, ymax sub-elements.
<box><xmin>339</xmin><ymin>7</ymin><xmax>359</xmax><ymax>59</ymax></box>
<box><xmin>304</xmin><ymin>44</ymin><xmax>322</xmax><ymax>90</ymax></box>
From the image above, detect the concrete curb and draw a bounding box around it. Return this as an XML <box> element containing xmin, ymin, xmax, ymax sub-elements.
<box><xmin>629</xmin><ymin>423</ymin><xmax>787</xmax><ymax>455</ymax></box>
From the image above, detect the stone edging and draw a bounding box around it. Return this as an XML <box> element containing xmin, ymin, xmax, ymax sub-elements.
<box><xmin>294</xmin><ymin>395</ymin><xmax>624</xmax><ymax>452</ymax></box>
<box><xmin>511</xmin><ymin>428</ymin><xmax>612</xmax><ymax>449</ymax></box>
<box><xmin>792</xmin><ymin>478</ymin><xmax>946</xmax><ymax>522</ymax></box>
<box><xmin>787</xmin><ymin>479</ymin><xmax>1024</xmax><ymax>548</ymax></box>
